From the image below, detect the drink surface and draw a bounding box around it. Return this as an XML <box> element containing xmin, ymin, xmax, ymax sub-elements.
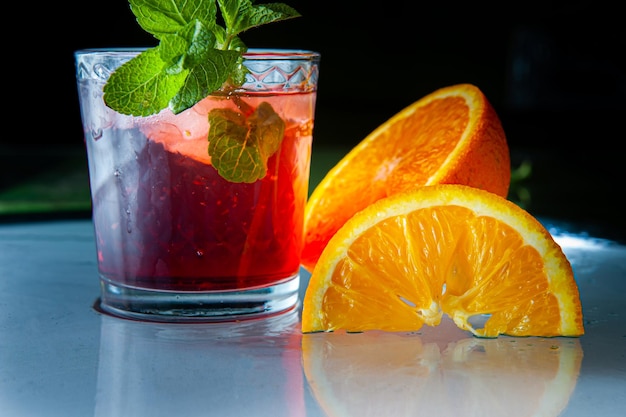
<box><xmin>81</xmin><ymin>84</ymin><xmax>315</xmax><ymax>292</ymax></box>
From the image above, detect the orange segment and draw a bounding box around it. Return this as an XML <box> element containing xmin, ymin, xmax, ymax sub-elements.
<box><xmin>301</xmin><ymin>184</ymin><xmax>584</xmax><ymax>338</ymax></box>
<box><xmin>302</xmin><ymin>83</ymin><xmax>510</xmax><ymax>273</ymax></box>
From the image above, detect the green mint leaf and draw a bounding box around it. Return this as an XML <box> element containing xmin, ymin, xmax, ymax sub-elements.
<box><xmin>217</xmin><ymin>0</ymin><xmax>249</xmax><ymax>31</ymax></box>
<box><xmin>207</xmin><ymin>102</ymin><xmax>285</xmax><ymax>183</ymax></box>
<box><xmin>170</xmin><ymin>48</ymin><xmax>241</xmax><ymax>113</ymax></box>
<box><xmin>160</xmin><ymin>19</ymin><xmax>242</xmax><ymax>114</ymax></box>
<box><xmin>218</xmin><ymin>0</ymin><xmax>301</xmax><ymax>44</ymax></box>
<box><xmin>130</xmin><ymin>0</ymin><xmax>217</xmax><ymax>38</ymax></box>
<box><xmin>240</xmin><ymin>2</ymin><xmax>301</xmax><ymax>32</ymax></box>
<box><xmin>103</xmin><ymin>47</ymin><xmax>188</xmax><ymax>116</ymax></box>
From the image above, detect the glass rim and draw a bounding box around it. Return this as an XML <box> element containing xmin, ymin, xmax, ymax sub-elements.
<box><xmin>74</xmin><ymin>47</ymin><xmax>320</xmax><ymax>61</ymax></box>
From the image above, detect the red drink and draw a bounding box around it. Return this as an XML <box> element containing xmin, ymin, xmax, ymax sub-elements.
<box><xmin>77</xmin><ymin>49</ymin><xmax>320</xmax><ymax>321</ymax></box>
<box><xmin>91</xmin><ymin>94</ymin><xmax>313</xmax><ymax>291</ymax></box>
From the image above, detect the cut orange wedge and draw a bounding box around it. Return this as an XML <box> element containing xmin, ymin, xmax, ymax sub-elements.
<box><xmin>301</xmin><ymin>184</ymin><xmax>584</xmax><ymax>337</ymax></box>
<box><xmin>302</xmin><ymin>83</ymin><xmax>510</xmax><ymax>272</ymax></box>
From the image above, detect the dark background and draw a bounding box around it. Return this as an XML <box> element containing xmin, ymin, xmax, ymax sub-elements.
<box><xmin>20</xmin><ymin>0</ymin><xmax>624</xmax><ymax>148</ymax></box>
<box><xmin>6</xmin><ymin>0</ymin><xmax>626</xmax><ymax>239</ymax></box>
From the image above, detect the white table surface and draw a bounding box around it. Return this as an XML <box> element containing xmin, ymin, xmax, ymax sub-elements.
<box><xmin>1</xmin><ymin>219</ymin><xmax>625</xmax><ymax>417</ymax></box>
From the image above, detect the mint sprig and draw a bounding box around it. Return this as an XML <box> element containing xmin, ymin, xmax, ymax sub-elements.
<box><xmin>104</xmin><ymin>0</ymin><xmax>300</xmax><ymax>116</ymax></box>
<box><xmin>102</xmin><ymin>0</ymin><xmax>301</xmax><ymax>183</ymax></box>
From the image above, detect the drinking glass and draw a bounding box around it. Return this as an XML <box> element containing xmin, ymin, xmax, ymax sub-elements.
<box><xmin>75</xmin><ymin>48</ymin><xmax>320</xmax><ymax>322</ymax></box>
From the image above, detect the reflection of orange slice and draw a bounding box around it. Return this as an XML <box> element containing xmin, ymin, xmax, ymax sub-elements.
<box><xmin>302</xmin><ymin>319</ymin><xmax>583</xmax><ymax>417</ymax></box>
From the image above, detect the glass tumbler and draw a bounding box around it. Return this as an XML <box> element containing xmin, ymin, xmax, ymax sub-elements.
<box><xmin>75</xmin><ymin>48</ymin><xmax>320</xmax><ymax>322</ymax></box>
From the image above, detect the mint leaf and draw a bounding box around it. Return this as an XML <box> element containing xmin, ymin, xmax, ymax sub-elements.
<box><xmin>208</xmin><ymin>102</ymin><xmax>285</xmax><ymax>183</ymax></box>
<box><xmin>170</xmin><ymin>48</ymin><xmax>241</xmax><ymax>113</ymax></box>
<box><xmin>228</xmin><ymin>1</ymin><xmax>301</xmax><ymax>35</ymax></box>
<box><xmin>218</xmin><ymin>1</ymin><xmax>300</xmax><ymax>47</ymax></box>
<box><xmin>130</xmin><ymin>0</ymin><xmax>217</xmax><ymax>38</ymax></box>
<box><xmin>103</xmin><ymin>47</ymin><xmax>188</xmax><ymax>116</ymax></box>
<box><xmin>165</xmin><ymin>20</ymin><xmax>242</xmax><ymax>113</ymax></box>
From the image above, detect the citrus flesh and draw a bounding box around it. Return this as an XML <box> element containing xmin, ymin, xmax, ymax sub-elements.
<box><xmin>302</xmin><ymin>83</ymin><xmax>511</xmax><ymax>273</ymax></box>
<box><xmin>301</xmin><ymin>184</ymin><xmax>584</xmax><ymax>338</ymax></box>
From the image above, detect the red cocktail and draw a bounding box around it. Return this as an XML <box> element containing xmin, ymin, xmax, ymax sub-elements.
<box><xmin>77</xmin><ymin>49</ymin><xmax>320</xmax><ymax>321</ymax></box>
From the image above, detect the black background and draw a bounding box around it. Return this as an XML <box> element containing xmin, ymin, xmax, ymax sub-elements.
<box><xmin>8</xmin><ymin>0</ymin><xmax>626</xmax><ymax>238</ymax></box>
<box><xmin>20</xmin><ymin>0</ymin><xmax>624</xmax><ymax>148</ymax></box>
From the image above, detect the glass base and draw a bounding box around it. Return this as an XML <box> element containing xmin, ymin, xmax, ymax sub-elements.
<box><xmin>98</xmin><ymin>274</ymin><xmax>300</xmax><ymax>323</ymax></box>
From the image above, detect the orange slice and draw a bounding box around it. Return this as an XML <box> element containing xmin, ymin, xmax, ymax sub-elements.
<box><xmin>302</xmin><ymin>328</ymin><xmax>583</xmax><ymax>417</ymax></box>
<box><xmin>302</xmin><ymin>83</ymin><xmax>511</xmax><ymax>272</ymax></box>
<box><xmin>301</xmin><ymin>184</ymin><xmax>584</xmax><ymax>337</ymax></box>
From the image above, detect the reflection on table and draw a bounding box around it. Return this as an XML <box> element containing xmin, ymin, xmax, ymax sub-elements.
<box><xmin>1</xmin><ymin>219</ymin><xmax>625</xmax><ymax>417</ymax></box>
<box><xmin>303</xmin><ymin>319</ymin><xmax>582</xmax><ymax>417</ymax></box>
<box><xmin>95</xmin><ymin>309</ymin><xmax>304</xmax><ymax>417</ymax></box>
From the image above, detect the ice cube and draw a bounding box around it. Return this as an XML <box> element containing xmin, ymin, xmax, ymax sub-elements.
<box><xmin>137</xmin><ymin>99</ymin><xmax>213</xmax><ymax>165</ymax></box>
